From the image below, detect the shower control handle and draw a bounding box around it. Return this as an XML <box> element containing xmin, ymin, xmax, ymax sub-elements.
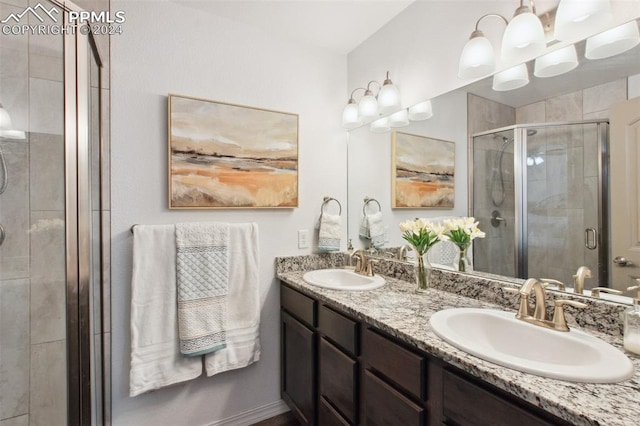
<box><xmin>613</xmin><ymin>256</ymin><xmax>633</xmax><ymax>267</ymax></box>
<box><xmin>491</xmin><ymin>210</ymin><xmax>507</xmax><ymax>228</ymax></box>
<box><xmin>0</xmin><ymin>223</ymin><xmax>4</xmax><ymax>247</ymax></box>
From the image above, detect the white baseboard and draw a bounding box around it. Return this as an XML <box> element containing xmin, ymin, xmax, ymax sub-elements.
<box><xmin>206</xmin><ymin>400</ymin><xmax>290</xmax><ymax>426</ymax></box>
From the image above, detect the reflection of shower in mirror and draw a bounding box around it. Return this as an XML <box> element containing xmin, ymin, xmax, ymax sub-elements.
<box><xmin>0</xmin><ymin>144</ymin><xmax>7</xmax><ymax>195</ymax></box>
<box><xmin>490</xmin><ymin>129</ymin><xmax>537</xmax><ymax>207</ymax></box>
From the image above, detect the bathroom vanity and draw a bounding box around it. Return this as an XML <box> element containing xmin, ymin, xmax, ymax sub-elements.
<box><xmin>277</xmin><ymin>256</ymin><xmax>640</xmax><ymax>426</ymax></box>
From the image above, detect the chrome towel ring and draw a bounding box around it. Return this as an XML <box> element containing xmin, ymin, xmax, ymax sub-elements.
<box><xmin>321</xmin><ymin>196</ymin><xmax>342</xmax><ymax>216</ymax></box>
<box><xmin>363</xmin><ymin>197</ymin><xmax>381</xmax><ymax>215</ymax></box>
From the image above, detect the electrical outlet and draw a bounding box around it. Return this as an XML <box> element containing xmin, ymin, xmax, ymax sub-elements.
<box><xmin>298</xmin><ymin>230</ymin><xmax>309</xmax><ymax>249</ymax></box>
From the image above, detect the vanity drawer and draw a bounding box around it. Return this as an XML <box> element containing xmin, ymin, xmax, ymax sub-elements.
<box><xmin>319</xmin><ymin>338</ymin><xmax>358</xmax><ymax>425</ymax></box>
<box><xmin>319</xmin><ymin>304</ymin><xmax>359</xmax><ymax>356</ymax></box>
<box><xmin>319</xmin><ymin>397</ymin><xmax>350</xmax><ymax>426</ymax></box>
<box><xmin>363</xmin><ymin>328</ymin><xmax>426</xmax><ymax>400</ymax></box>
<box><xmin>362</xmin><ymin>370</ymin><xmax>425</xmax><ymax>426</ymax></box>
<box><xmin>281</xmin><ymin>284</ymin><xmax>316</xmax><ymax>327</ymax></box>
<box><xmin>442</xmin><ymin>370</ymin><xmax>557</xmax><ymax>426</ymax></box>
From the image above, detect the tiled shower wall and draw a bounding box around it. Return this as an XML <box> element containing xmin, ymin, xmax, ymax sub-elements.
<box><xmin>467</xmin><ymin>94</ymin><xmax>516</xmax><ymax>277</ymax></box>
<box><xmin>0</xmin><ymin>0</ymin><xmax>111</xmax><ymax>424</ymax></box>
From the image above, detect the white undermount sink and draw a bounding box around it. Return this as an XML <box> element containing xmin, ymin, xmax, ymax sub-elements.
<box><xmin>429</xmin><ymin>308</ymin><xmax>634</xmax><ymax>383</ymax></box>
<box><xmin>302</xmin><ymin>268</ymin><xmax>385</xmax><ymax>291</ymax></box>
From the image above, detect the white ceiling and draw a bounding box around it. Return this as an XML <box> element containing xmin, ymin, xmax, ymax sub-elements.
<box><xmin>174</xmin><ymin>0</ymin><xmax>415</xmax><ymax>55</ymax></box>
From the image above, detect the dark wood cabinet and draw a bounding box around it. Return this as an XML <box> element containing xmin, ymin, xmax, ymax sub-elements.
<box><xmin>280</xmin><ymin>281</ymin><xmax>569</xmax><ymax>426</ymax></box>
<box><xmin>281</xmin><ymin>311</ymin><xmax>316</xmax><ymax>425</ymax></box>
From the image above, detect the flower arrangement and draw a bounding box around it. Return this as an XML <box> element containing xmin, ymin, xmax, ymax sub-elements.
<box><xmin>399</xmin><ymin>218</ymin><xmax>442</xmax><ymax>256</ymax></box>
<box><xmin>399</xmin><ymin>217</ymin><xmax>486</xmax><ymax>289</ymax></box>
<box><xmin>440</xmin><ymin>217</ymin><xmax>486</xmax><ymax>272</ymax></box>
<box><xmin>399</xmin><ymin>218</ymin><xmax>442</xmax><ymax>291</ymax></box>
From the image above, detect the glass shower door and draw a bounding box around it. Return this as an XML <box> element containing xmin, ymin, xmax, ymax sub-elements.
<box><xmin>524</xmin><ymin>122</ymin><xmax>606</xmax><ymax>289</ymax></box>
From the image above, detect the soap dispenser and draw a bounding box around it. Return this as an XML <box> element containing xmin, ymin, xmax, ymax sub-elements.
<box><xmin>624</xmin><ymin>285</ymin><xmax>640</xmax><ymax>355</ymax></box>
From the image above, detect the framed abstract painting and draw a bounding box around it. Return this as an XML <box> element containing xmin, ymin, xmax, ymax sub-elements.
<box><xmin>168</xmin><ymin>94</ymin><xmax>299</xmax><ymax>208</ymax></box>
<box><xmin>391</xmin><ymin>131</ymin><xmax>455</xmax><ymax>208</ymax></box>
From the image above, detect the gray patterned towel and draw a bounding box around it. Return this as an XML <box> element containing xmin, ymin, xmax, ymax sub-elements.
<box><xmin>175</xmin><ymin>222</ymin><xmax>229</xmax><ymax>356</ymax></box>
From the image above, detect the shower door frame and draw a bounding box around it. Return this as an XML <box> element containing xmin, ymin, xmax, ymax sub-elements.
<box><xmin>53</xmin><ymin>0</ymin><xmax>107</xmax><ymax>424</ymax></box>
<box><xmin>468</xmin><ymin>120</ymin><xmax>610</xmax><ymax>285</ymax></box>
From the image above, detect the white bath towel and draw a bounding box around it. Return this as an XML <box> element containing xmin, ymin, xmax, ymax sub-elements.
<box><xmin>129</xmin><ymin>225</ymin><xmax>202</xmax><ymax>397</ymax></box>
<box><xmin>365</xmin><ymin>212</ymin><xmax>386</xmax><ymax>248</ymax></box>
<box><xmin>175</xmin><ymin>222</ymin><xmax>229</xmax><ymax>356</ymax></box>
<box><xmin>317</xmin><ymin>213</ymin><xmax>341</xmax><ymax>252</ymax></box>
<box><xmin>204</xmin><ymin>223</ymin><xmax>261</xmax><ymax>376</ymax></box>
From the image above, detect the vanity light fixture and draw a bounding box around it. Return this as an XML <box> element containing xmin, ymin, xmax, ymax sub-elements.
<box><xmin>0</xmin><ymin>103</ymin><xmax>25</xmax><ymax>140</ymax></box>
<box><xmin>408</xmin><ymin>100</ymin><xmax>433</xmax><ymax>121</ymax></box>
<box><xmin>554</xmin><ymin>0</ymin><xmax>612</xmax><ymax>41</ymax></box>
<box><xmin>458</xmin><ymin>14</ymin><xmax>508</xmax><ymax>79</ymax></box>
<box><xmin>341</xmin><ymin>71</ymin><xmax>401</xmax><ymax>129</ymax></box>
<box><xmin>389</xmin><ymin>109</ymin><xmax>410</xmax><ymax>128</ymax></box>
<box><xmin>534</xmin><ymin>44</ymin><xmax>579</xmax><ymax>78</ymax></box>
<box><xmin>501</xmin><ymin>1</ymin><xmax>546</xmax><ymax>65</ymax></box>
<box><xmin>492</xmin><ymin>63</ymin><xmax>530</xmax><ymax>91</ymax></box>
<box><xmin>585</xmin><ymin>20</ymin><xmax>640</xmax><ymax>60</ymax></box>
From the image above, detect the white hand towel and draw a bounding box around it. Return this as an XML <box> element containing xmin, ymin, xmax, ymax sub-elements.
<box><xmin>205</xmin><ymin>223</ymin><xmax>261</xmax><ymax>376</ymax></box>
<box><xmin>367</xmin><ymin>212</ymin><xmax>386</xmax><ymax>248</ymax></box>
<box><xmin>129</xmin><ymin>225</ymin><xmax>202</xmax><ymax>397</ymax></box>
<box><xmin>318</xmin><ymin>213</ymin><xmax>341</xmax><ymax>252</ymax></box>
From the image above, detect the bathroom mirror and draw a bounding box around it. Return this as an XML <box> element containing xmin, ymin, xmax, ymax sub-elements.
<box><xmin>346</xmin><ymin>18</ymin><xmax>640</xmax><ymax>304</ymax></box>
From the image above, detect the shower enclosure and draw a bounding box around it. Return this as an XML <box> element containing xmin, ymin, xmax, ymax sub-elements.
<box><xmin>0</xmin><ymin>1</ymin><xmax>109</xmax><ymax>424</ymax></box>
<box><xmin>471</xmin><ymin>121</ymin><xmax>609</xmax><ymax>289</ymax></box>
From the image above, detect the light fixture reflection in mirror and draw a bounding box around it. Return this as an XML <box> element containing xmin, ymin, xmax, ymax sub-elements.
<box><xmin>492</xmin><ymin>63</ymin><xmax>530</xmax><ymax>91</ymax></box>
<box><xmin>389</xmin><ymin>109</ymin><xmax>410</xmax><ymax>127</ymax></box>
<box><xmin>370</xmin><ymin>116</ymin><xmax>390</xmax><ymax>133</ymax></box>
<box><xmin>534</xmin><ymin>44</ymin><xmax>579</xmax><ymax>78</ymax></box>
<box><xmin>408</xmin><ymin>100</ymin><xmax>433</xmax><ymax>121</ymax></box>
<box><xmin>585</xmin><ymin>20</ymin><xmax>640</xmax><ymax>60</ymax></box>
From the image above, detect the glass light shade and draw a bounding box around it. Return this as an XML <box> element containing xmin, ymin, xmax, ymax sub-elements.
<box><xmin>0</xmin><ymin>106</ymin><xmax>13</xmax><ymax>129</ymax></box>
<box><xmin>358</xmin><ymin>93</ymin><xmax>378</xmax><ymax>121</ymax></box>
<box><xmin>389</xmin><ymin>109</ymin><xmax>410</xmax><ymax>127</ymax></box>
<box><xmin>501</xmin><ymin>11</ymin><xmax>546</xmax><ymax>64</ymax></box>
<box><xmin>341</xmin><ymin>102</ymin><xmax>361</xmax><ymax>129</ymax></box>
<box><xmin>585</xmin><ymin>21</ymin><xmax>640</xmax><ymax>60</ymax></box>
<box><xmin>458</xmin><ymin>34</ymin><xmax>495</xmax><ymax>79</ymax></box>
<box><xmin>492</xmin><ymin>64</ymin><xmax>529</xmax><ymax>91</ymax></box>
<box><xmin>554</xmin><ymin>0</ymin><xmax>612</xmax><ymax>41</ymax></box>
<box><xmin>378</xmin><ymin>83</ymin><xmax>401</xmax><ymax>115</ymax></box>
<box><xmin>370</xmin><ymin>117</ymin><xmax>390</xmax><ymax>133</ymax></box>
<box><xmin>534</xmin><ymin>45</ymin><xmax>579</xmax><ymax>78</ymax></box>
<box><xmin>408</xmin><ymin>100</ymin><xmax>433</xmax><ymax>121</ymax></box>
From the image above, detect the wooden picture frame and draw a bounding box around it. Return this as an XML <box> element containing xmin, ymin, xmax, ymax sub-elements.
<box><xmin>391</xmin><ymin>131</ymin><xmax>455</xmax><ymax>208</ymax></box>
<box><xmin>168</xmin><ymin>94</ymin><xmax>299</xmax><ymax>209</ymax></box>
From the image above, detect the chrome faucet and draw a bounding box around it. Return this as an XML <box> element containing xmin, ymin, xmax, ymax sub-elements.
<box><xmin>573</xmin><ymin>266</ymin><xmax>592</xmax><ymax>294</ymax></box>
<box><xmin>508</xmin><ymin>278</ymin><xmax>587</xmax><ymax>332</ymax></box>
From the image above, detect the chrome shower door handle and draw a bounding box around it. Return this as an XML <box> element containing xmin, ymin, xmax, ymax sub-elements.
<box><xmin>584</xmin><ymin>228</ymin><xmax>598</xmax><ymax>250</ymax></box>
<box><xmin>0</xmin><ymin>223</ymin><xmax>5</xmax><ymax>247</ymax></box>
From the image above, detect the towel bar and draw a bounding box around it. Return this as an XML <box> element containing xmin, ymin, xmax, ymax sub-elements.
<box><xmin>363</xmin><ymin>197</ymin><xmax>381</xmax><ymax>214</ymax></box>
<box><xmin>321</xmin><ymin>196</ymin><xmax>342</xmax><ymax>216</ymax></box>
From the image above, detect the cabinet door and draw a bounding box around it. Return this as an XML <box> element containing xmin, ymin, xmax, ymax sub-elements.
<box><xmin>319</xmin><ymin>338</ymin><xmax>357</xmax><ymax>425</ymax></box>
<box><xmin>282</xmin><ymin>311</ymin><xmax>316</xmax><ymax>425</ymax></box>
<box><xmin>362</xmin><ymin>370</ymin><xmax>425</xmax><ymax>426</ymax></box>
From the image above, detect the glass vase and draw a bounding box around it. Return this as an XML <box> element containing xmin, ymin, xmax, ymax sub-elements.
<box><xmin>416</xmin><ymin>252</ymin><xmax>431</xmax><ymax>292</ymax></box>
<box><xmin>457</xmin><ymin>245</ymin><xmax>472</xmax><ymax>272</ymax></box>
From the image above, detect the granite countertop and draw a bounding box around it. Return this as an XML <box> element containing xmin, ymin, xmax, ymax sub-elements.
<box><xmin>277</xmin><ymin>270</ymin><xmax>640</xmax><ymax>426</ymax></box>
